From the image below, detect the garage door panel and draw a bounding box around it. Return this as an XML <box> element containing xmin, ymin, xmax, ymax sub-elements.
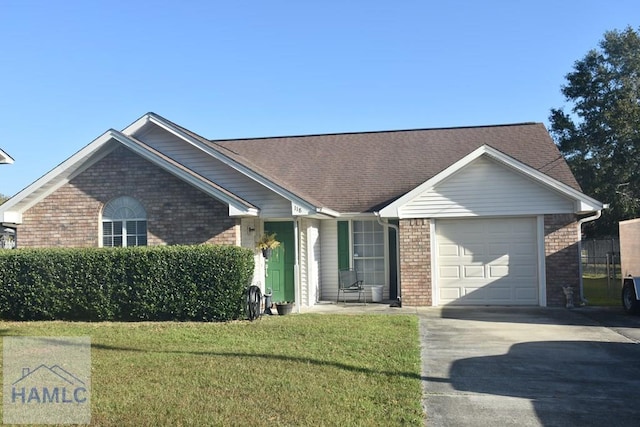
<box><xmin>464</xmin><ymin>265</ymin><xmax>485</xmax><ymax>278</ymax></box>
<box><xmin>463</xmin><ymin>244</ymin><xmax>484</xmax><ymax>257</ymax></box>
<box><xmin>440</xmin><ymin>266</ymin><xmax>460</xmax><ymax>279</ymax></box>
<box><xmin>462</xmin><ymin>287</ymin><xmax>484</xmax><ymax>301</ymax></box>
<box><xmin>515</xmin><ymin>288</ymin><xmax>538</xmax><ymax>303</ymax></box>
<box><xmin>488</xmin><ymin>243</ymin><xmax>509</xmax><ymax>255</ymax></box>
<box><xmin>437</xmin><ymin>218</ymin><xmax>538</xmax><ymax>306</ymax></box>
<box><xmin>439</xmin><ymin>244</ymin><xmax>459</xmax><ymax>256</ymax></box>
<box><xmin>513</xmin><ymin>242</ymin><xmax>536</xmax><ymax>254</ymax></box>
<box><xmin>512</xmin><ymin>267</ymin><xmax>537</xmax><ymax>278</ymax></box>
<box><xmin>488</xmin><ymin>265</ymin><xmax>509</xmax><ymax>278</ymax></box>
<box><xmin>441</xmin><ymin>288</ymin><xmax>461</xmax><ymax>300</ymax></box>
<box><xmin>486</xmin><ymin>286</ymin><xmax>512</xmax><ymax>301</ymax></box>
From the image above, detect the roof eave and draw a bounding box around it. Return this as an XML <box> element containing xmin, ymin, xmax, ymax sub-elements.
<box><xmin>0</xmin><ymin>149</ymin><xmax>14</xmax><ymax>164</ymax></box>
<box><xmin>379</xmin><ymin>145</ymin><xmax>604</xmax><ymax>218</ymax></box>
<box><xmin>111</xmin><ymin>131</ymin><xmax>260</xmax><ymax>217</ymax></box>
<box><xmin>136</xmin><ymin>113</ymin><xmax>322</xmax><ymax>216</ymax></box>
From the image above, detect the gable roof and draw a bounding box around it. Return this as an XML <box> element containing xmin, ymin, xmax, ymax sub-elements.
<box><xmin>0</xmin><ymin>128</ymin><xmax>259</xmax><ymax>223</ymax></box>
<box><xmin>0</xmin><ymin>148</ymin><xmax>13</xmax><ymax>164</ymax></box>
<box><xmin>379</xmin><ymin>145</ymin><xmax>603</xmax><ymax>217</ymax></box>
<box><xmin>1</xmin><ymin>113</ymin><xmax>601</xmax><ymax>224</ymax></box>
<box><xmin>131</xmin><ymin>113</ymin><xmax>331</xmax><ymax>214</ymax></box>
<box><xmin>215</xmin><ymin>123</ymin><xmax>582</xmax><ymax>213</ymax></box>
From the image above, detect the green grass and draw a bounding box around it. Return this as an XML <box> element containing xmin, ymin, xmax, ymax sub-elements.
<box><xmin>583</xmin><ymin>276</ymin><xmax>621</xmax><ymax>306</ymax></box>
<box><xmin>0</xmin><ymin>314</ymin><xmax>424</xmax><ymax>426</ymax></box>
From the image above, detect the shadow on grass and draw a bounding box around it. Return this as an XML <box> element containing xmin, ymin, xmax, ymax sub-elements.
<box><xmin>91</xmin><ymin>342</ymin><xmax>421</xmax><ymax>380</ymax></box>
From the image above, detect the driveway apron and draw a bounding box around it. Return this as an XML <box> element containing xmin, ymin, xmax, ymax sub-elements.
<box><xmin>419</xmin><ymin>307</ymin><xmax>640</xmax><ymax>426</ymax></box>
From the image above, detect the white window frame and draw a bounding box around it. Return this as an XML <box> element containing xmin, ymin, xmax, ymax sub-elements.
<box><xmin>101</xmin><ymin>196</ymin><xmax>147</xmax><ymax>247</ymax></box>
<box><xmin>351</xmin><ymin>219</ymin><xmax>387</xmax><ymax>287</ymax></box>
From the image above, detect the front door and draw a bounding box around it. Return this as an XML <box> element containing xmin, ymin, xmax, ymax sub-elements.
<box><xmin>264</xmin><ymin>221</ymin><xmax>295</xmax><ymax>303</ymax></box>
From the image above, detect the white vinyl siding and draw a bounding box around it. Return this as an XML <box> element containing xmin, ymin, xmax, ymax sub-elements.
<box><xmin>136</xmin><ymin>124</ymin><xmax>292</xmax><ymax>217</ymax></box>
<box><xmin>300</xmin><ymin>218</ymin><xmax>320</xmax><ymax>306</ymax></box>
<box><xmin>399</xmin><ymin>157</ymin><xmax>574</xmax><ymax>218</ymax></box>
<box><xmin>435</xmin><ymin>217</ymin><xmax>539</xmax><ymax>305</ymax></box>
<box><xmin>319</xmin><ymin>220</ymin><xmax>339</xmax><ymax>301</ymax></box>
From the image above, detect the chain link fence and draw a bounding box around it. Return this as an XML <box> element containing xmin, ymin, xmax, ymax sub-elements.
<box><xmin>581</xmin><ymin>238</ymin><xmax>620</xmax><ymax>305</ymax></box>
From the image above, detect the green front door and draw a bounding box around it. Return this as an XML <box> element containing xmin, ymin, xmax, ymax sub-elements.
<box><xmin>264</xmin><ymin>221</ymin><xmax>295</xmax><ymax>302</ymax></box>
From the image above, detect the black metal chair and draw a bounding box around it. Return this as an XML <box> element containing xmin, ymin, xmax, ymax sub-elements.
<box><xmin>338</xmin><ymin>269</ymin><xmax>366</xmax><ymax>304</ymax></box>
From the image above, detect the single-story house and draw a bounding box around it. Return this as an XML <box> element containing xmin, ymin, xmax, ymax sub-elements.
<box><xmin>0</xmin><ymin>148</ymin><xmax>13</xmax><ymax>164</ymax></box>
<box><xmin>0</xmin><ymin>113</ymin><xmax>604</xmax><ymax>307</ymax></box>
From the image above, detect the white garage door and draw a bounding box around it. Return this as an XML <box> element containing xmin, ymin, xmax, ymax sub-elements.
<box><xmin>436</xmin><ymin>218</ymin><xmax>538</xmax><ymax>305</ymax></box>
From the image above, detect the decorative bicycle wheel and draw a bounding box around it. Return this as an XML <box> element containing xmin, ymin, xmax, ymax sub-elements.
<box><xmin>246</xmin><ymin>285</ymin><xmax>262</xmax><ymax>321</ymax></box>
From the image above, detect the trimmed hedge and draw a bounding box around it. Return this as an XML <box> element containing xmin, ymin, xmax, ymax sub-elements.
<box><xmin>0</xmin><ymin>245</ymin><xmax>254</xmax><ymax>322</ymax></box>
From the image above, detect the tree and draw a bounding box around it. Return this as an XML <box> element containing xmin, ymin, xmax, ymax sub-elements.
<box><xmin>549</xmin><ymin>26</ymin><xmax>640</xmax><ymax>238</ymax></box>
<box><xmin>0</xmin><ymin>194</ymin><xmax>8</xmax><ymax>205</ymax></box>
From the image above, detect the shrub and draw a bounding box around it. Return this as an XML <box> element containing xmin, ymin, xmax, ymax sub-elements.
<box><xmin>0</xmin><ymin>245</ymin><xmax>254</xmax><ymax>321</ymax></box>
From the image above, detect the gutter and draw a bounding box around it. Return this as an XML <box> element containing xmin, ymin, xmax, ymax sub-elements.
<box><xmin>374</xmin><ymin>212</ymin><xmax>402</xmax><ymax>307</ymax></box>
<box><xmin>577</xmin><ymin>205</ymin><xmax>608</xmax><ymax>304</ymax></box>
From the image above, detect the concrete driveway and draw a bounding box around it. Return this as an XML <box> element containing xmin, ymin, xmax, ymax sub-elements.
<box><xmin>420</xmin><ymin>306</ymin><xmax>640</xmax><ymax>426</ymax></box>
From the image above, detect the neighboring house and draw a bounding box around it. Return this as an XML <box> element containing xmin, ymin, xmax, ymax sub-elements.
<box><xmin>0</xmin><ymin>148</ymin><xmax>14</xmax><ymax>164</ymax></box>
<box><xmin>0</xmin><ymin>113</ymin><xmax>604</xmax><ymax>307</ymax></box>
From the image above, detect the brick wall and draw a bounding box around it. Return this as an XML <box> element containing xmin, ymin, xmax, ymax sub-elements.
<box><xmin>399</xmin><ymin>218</ymin><xmax>432</xmax><ymax>306</ymax></box>
<box><xmin>18</xmin><ymin>146</ymin><xmax>239</xmax><ymax>247</ymax></box>
<box><xmin>544</xmin><ymin>214</ymin><xmax>580</xmax><ymax>307</ymax></box>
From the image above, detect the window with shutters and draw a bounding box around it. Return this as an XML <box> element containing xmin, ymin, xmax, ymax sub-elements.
<box><xmin>337</xmin><ymin>219</ymin><xmax>386</xmax><ymax>286</ymax></box>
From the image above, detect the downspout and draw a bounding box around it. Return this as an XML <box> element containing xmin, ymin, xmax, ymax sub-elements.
<box><xmin>577</xmin><ymin>206</ymin><xmax>606</xmax><ymax>304</ymax></box>
<box><xmin>375</xmin><ymin>212</ymin><xmax>401</xmax><ymax>307</ymax></box>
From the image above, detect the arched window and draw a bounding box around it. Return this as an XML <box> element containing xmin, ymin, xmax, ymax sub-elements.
<box><xmin>102</xmin><ymin>196</ymin><xmax>147</xmax><ymax>247</ymax></box>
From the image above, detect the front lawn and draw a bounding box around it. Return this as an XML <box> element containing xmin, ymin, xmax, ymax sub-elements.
<box><xmin>0</xmin><ymin>314</ymin><xmax>424</xmax><ymax>426</ymax></box>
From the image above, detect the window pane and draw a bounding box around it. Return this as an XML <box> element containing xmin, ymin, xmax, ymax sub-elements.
<box><xmin>138</xmin><ymin>235</ymin><xmax>147</xmax><ymax>246</ymax></box>
<box><xmin>114</xmin><ymin>236</ymin><xmax>122</xmax><ymax>247</ymax></box>
<box><xmin>127</xmin><ymin>235</ymin><xmax>137</xmax><ymax>247</ymax></box>
<box><xmin>352</xmin><ymin>220</ymin><xmax>385</xmax><ymax>286</ymax></box>
<box><xmin>137</xmin><ymin>221</ymin><xmax>147</xmax><ymax>234</ymax></box>
<box><xmin>103</xmin><ymin>236</ymin><xmax>113</xmax><ymax>247</ymax></box>
<box><xmin>113</xmin><ymin>221</ymin><xmax>123</xmax><ymax>235</ymax></box>
<box><xmin>102</xmin><ymin>222</ymin><xmax>112</xmax><ymax>236</ymax></box>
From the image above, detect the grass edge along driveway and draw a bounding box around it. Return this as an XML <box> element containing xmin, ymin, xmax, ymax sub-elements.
<box><xmin>0</xmin><ymin>314</ymin><xmax>424</xmax><ymax>426</ymax></box>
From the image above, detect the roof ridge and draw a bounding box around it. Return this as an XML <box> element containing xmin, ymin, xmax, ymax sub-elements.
<box><xmin>212</xmin><ymin>122</ymin><xmax>542</xmax><ymax>143</ymax></box>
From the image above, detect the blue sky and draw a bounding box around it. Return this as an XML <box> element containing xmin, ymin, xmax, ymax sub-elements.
<box><xmin>1</xmin><ymin>0</ymin><xmax>638</xmax><ymax>196</ymax></box>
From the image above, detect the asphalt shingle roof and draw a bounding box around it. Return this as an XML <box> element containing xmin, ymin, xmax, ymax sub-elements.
<box><xmin>211</xmin><ymin>123</ymin><xmax>578</xmax><ymax>213</ymax></box>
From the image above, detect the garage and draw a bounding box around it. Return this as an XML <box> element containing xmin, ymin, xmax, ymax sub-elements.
<box><xmin>436</xmin><ymin>217</ymin><xmax>539</xmax><ymax>305</ymax></box>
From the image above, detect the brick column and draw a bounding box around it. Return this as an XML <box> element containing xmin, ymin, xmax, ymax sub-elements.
<box><xmin>544</xmin><ymin>214</ymin><xmax>580</xmax><ymax>306</ymax></box>
<box><xmin>399</xmin><ymin>218</ymin><xmax>431</xmax><ymax>306</ymax></box>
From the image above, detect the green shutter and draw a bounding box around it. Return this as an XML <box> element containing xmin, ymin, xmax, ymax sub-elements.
<box><xmin>337</xmin><ymin>221</ymin><xmax>350</xmax><ymax>270</ymax></box>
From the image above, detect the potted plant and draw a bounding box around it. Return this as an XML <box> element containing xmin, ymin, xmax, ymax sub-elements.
<box><xmin>275</xmin><ymin>301</ymin><xmax>293</xmax><ymax>315</ymax></box>
<box><xmin>256</xmin><ymin>232</ymin><xmax>280</xmax><ymax>259</ymax></box>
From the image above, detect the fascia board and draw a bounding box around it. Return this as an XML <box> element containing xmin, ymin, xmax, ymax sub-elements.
<box><xmin>143</xmin><ymin>113</ymin><xmax>320</xmax><ymax>215</ymax></box>
<box><xmin>110</xmin><ymin>131</ymin><xmax>259</xmax><ymax>217</ymax></box>
<box><xmin>379</xmin><ymin>146</ymin><xmax>486</xmax><ymax>217</ymax></box>
<box><xmin>379</xmin><ymin>145</ymin><xmax>604</xmax><ymax>218</ymax></box>
<box><xmin>316</xmin><ymin>207</ymin><xmax>340</xmax><ymax>218</ymax></box>
<box><xmin>121</xmin><ymin>113</ymin><xmax>152</xmax><ymax>135</ymax></box>
<box><xmin>0</xmin><ymin>149</ymin><xmax>14</xmax><ymax>164</ymax></box>
<box><xmin>0</xmin><ymin>130</ymin><xmax>118</xmax><ymax>219</ymax></box>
